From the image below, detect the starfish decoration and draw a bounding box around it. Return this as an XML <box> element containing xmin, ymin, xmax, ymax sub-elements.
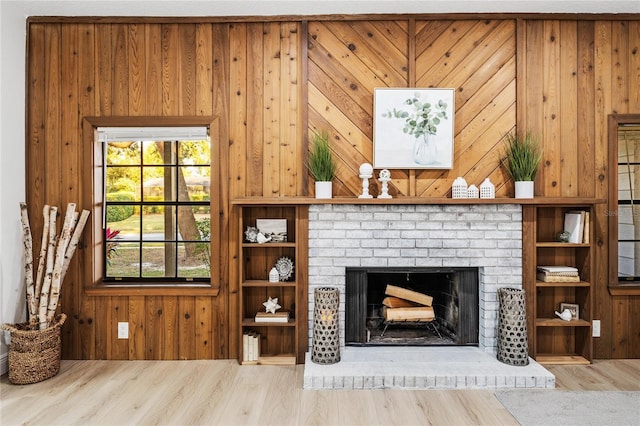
<box><xmin>263</xmin><ymin>297</ymin><xmax>281</xmax><ymax>314</ymax></box>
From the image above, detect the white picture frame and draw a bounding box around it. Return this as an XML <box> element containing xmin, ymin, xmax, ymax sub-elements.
<box><xmin>373</xmin><ymin>88</ymin><xmax>455</xmax><ymax>169</ymax></box>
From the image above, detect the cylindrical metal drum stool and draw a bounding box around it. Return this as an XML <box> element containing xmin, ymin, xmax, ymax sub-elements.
<box><xmin>311</xmin><ymin>287</ymin><xmax>340</xmax><ymax>364</ymax></box>
<box><xmin>496</xmin><ymin>287</ymin><xmax>529</xmax><ymax>366</ymax></box>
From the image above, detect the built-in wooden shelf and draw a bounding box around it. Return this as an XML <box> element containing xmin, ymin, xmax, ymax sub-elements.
<box><xmin>536</xmin><ymin>318</ymin><xmax>591</xmax><ymax>327</ymax></box>
<box><xmin>241</xmin><ymin>355</ymin><xmax>297</xmax><ymax>366</ymax></box>
<box><xmin>242</xmin><ymin>280</ymin><xmax>297</xmax><ymax>287</ymax></box>
<box><xmin>242</xmin><ymin>318</ymin><xmax>296</xmax><ymax>327</ymax></box>
<box><xmin>536</xmin><ymin>280</ymin><xmax>591</xmax><ymax>287</ymax></box>
<box><xmin>535</xmin><ymin>354</ymin><xmax>591</xmax><ymax>365</ymax></box>
<box><xmin>232</xmin><ymin>196</ymin><xmax>606</xmax><ymax>206</ymax></box>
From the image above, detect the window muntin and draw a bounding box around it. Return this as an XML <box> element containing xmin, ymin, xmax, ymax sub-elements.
<box><xmin>103</xmin><ymin>135</ymin><xmax>211</xmax><ymax>283</ymax></box>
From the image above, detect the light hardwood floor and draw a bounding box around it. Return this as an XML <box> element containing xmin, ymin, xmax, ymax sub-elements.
<box><xmin>2</xmin><ymin>359</ymin><xmax>639</xmax><ymax>426</ymax></box>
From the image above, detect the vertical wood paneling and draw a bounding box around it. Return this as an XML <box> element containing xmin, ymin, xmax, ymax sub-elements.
<box><xmin>263</xmin><ymin>23</ymin><xmax>282</xmax><ymax>196</ymax></box>
<box><xmin>559</xmin><ymin>21</ymin><xmax>579</xmax><ymax>197</ymax></box>
<box><xmin>280</xmin><ymin>22</ymin><xmax>302</xmax><ymax>196</ymax></box>
<box><xmin>128</xmin><ymin>24</ymin><xmax>145</xmax><ymax>116</ymax></box>
<box><xmin>229</xmin><ymin>23</ymin><xmax>248</xmax><ymax>199</ymax></box>
<box><xmin>576</xmin><ymin>21</ymin><xmax>596</xmax><ymax>198</ymax></box>
<box><xmin>128</xmin><ymin>296</ymin><xmax>146</xmax><ymax>359</ymax></box>
<box><xmin>542</xmin><ymin>21</ymin><xmax>562</xmax><ymax>197</ymax></box>
<box><xmin>76</xmin><ymin>32</ymin><xmax>98</xmax><ymax>366</ymax></box>
<box><xmin>60</xmin><ymin>25</ymin><xmax>81</xmax><ymax>358</ymax></box>
<box><xmin>112</xmin><ymin>24</ymin><xmax>129</xmax><ymax>116</ymax></box>
<box><xmin>246</xmin><ymin>23</ymin><xmax>265</xmax><ymax>197</ymax></box>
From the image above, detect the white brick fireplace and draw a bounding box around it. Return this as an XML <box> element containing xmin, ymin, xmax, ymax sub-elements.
<box><xmin>307</xmin><ymin>203</ymin><xmax>524</xmax><ymax>353</ymax></box>
<box><xmin>304</xmin><ymin>203</ymin><xmax>555</xmax><ymax>390</ymax></box>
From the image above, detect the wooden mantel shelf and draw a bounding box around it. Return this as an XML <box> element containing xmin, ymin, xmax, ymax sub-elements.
<box><xmin>232</xmin><ymin>196</ymin><xmax>606</xmax><ymax>206</ymax></box>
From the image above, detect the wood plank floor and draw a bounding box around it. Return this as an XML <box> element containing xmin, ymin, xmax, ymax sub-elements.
<box><xmin>2</xmin><ymin>359</ymin><xmax>639</xmax><ymax>426</ymax></box>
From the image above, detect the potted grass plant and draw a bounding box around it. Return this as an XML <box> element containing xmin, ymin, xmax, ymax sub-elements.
<box><xmin>307</xmin><ymin>131</ymin><xmax>337</xmax><ymax>199</ymax></box>
<box><xmin>501</xmin><ymin>131</ymin><xmax>543</xmax><ymax>199</ymax></box>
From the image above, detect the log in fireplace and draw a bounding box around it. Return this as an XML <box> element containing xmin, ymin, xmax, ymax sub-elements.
<box><xmin>345</xmin><ymin>267</ymin><xmax>479</xmax><ymax>346</ymax></box>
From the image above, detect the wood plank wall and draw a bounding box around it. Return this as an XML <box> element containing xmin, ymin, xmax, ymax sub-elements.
<box><xmin>25</xmin><ymin>16</ymin><xmax>640</xmax><ymax>361</ymax></box>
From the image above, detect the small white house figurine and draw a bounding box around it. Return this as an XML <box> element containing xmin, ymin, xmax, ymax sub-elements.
<box><xmin>269</xmin><ymin>267</ymin><xmax>279</xmax><ymax>282</ymax></box>
<box><xmin>452</xmin><ymin>177</ymin><xmax>468</xmax><ymax>199</ymax></box>
<box><xmin>467</xmin><ymin>184</ymin><xmax>479</xmax><ymax>198</ymax></box>
<box><xmin>377</xmin><ymin>169</ymin><xmax>392</xmax><ymax>199</ymax></box>
<box><xmin>358</xmin><ymin>163</ymin><xmax>374</xmax><ymax>199</ymax></box>
<box><xmin>480</xmin><ymin>177</ymin><xmax>495</xmax><ymax>199</ymax></box>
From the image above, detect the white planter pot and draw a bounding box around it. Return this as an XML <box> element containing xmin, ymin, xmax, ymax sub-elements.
<box><xmin>315</xmin><ymin>181</ymin><xmax>333</xmax><ymax>199</ymax></box>
<box><xmin>514</xmin><ymin>181</ymin><xmax>534</xmax><ymax>199</ymax></box>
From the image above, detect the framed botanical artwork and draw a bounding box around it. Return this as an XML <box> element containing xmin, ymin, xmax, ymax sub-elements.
<box><xmin>560</xmin><ymin>302</ymin><xmax>579</xmax><ymax>320</ymax></box>
<box><xmin>373</xmin><ymin>88</ymin><xmax>455</xmax><ymax>169</ymax></box>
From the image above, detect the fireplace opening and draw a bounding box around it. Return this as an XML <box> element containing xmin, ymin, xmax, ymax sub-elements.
<box><xmin>345</xmin><ymin>267</ymin><xmax>479</xmax><ymax>346</ymax></box>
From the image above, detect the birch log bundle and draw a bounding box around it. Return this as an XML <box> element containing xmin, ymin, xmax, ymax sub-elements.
<box><xmin>20</xmin><ymin>202</ymin><xmax>90</xmax><ymax>330</ymax></box>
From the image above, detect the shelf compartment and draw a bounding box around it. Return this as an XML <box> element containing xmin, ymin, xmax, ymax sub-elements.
<box><xmin>242</xmin><ymin>246</ymin><xmax>296</xmax><ymax>282</ymax></box>
<box><xmin>241</xmin><ymin>325</ymin><xmax>296</xmax><ymax>361</ymax></box>
<box><xmin>242</xmin><ymin>286</ymin><xmax>296</xmax><ymax>319</ymax></box>
<box><xmin>241</xmin><ymin>206</ymin><xmax>298</xmax><ymax>243</ymax></box>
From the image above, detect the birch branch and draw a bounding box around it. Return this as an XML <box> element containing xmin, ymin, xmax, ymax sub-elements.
<box><xmin>47</xmin><ymin>208</ymin><xmax>90</xmax><ymax>323</ymax></box>
<box><xmin>38</xmin><ymin>206</ymin><xmax>58</xmax><ymax>329</ymax></box>
<box><xmin>45</xmin><ymin>203</ymin><xmax>76</xmax><ymax>324</ymax></box>
<box><xmin>19</xmin><ymin>203</ymin><xmax>36</xmax><ymax>324</ymax></box>
<box><xmin>32</xmin><ymin>204</ymin><xmax>51</xmax><ymax>325</ymax></box>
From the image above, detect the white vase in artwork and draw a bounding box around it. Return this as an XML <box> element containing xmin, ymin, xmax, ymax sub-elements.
<box><xmin>315</xmin><ymin>181</ymin><xmax>333</xmax><ymax>199</ymax></box>
<box><xmin>514</xmin><ymin>181</ymin><xmax>534</xmax><ymax>199</ymax></box>
<box><xmin>413</xmin><ymin>134</ymin><xmax>438</xmax><ymax>165</ymax></box>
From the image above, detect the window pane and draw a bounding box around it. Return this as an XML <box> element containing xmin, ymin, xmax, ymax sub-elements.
<box><xmin>619</xmin><ymin>138</ymin><xmax>640</xmax><ymax>163</ymax></box>
<box><xmin>142</xmin><ymin>140</ymin><xmax>168</xmax><ymax>165</ymax></box>
<box><xmin>106</xmin><ymin>242</ymin><xmax>140</xmax><ymax>278</ymax></box>
<box><xmin>178</xmin><ymin>166</ymin><xmax>210</xmax><ymax>201</ymax></box>
<box><xmin>106</xmin><ymin>142</ymin><xmax>140</xmax><ymax>165</ymax></box>
<box><xmin>619</xmin><ymin>242</ymin><xmax>640</xmax><ymax>278</ymax></box>
<box><xmin>177</xmin><ymin>206</ymin><xmax>209</xmax><ymax>242</ymax></box>
<box><xmin>617</xmin><ymin>164</ymin><xmax>640</xmax><ymax>201</ymax></box>
<box><xmin>178</xmin><ymin>242</ymin><xmax>210</xmax><ymax>278</ymax></box>
<box><xmin>106</xmin><ymin>167</ymin><xmax>142</xmax><ymax>201</ymax></box>
<box><xmin>143</xmin><ymin>166</ymin><xmax>177</xmax><ymax>202</ymax></box>
<box><xmin>142</xmin><ymin>206</ymin><xmax>175</xmax><ymax>241</ymax></box>
<box><xmin>178</xmin><ymin>140</ymin><xmax>210</xmax><ymax>165</ymax></box>
<box><xmin>141</xmin><ymin>242</ymin><xmax>175</xmax><ymax>277</ymax></box>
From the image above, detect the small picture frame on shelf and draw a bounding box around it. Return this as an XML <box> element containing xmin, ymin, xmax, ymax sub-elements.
<box><xmin>256</xmin><ymin>219</ymin><xmax>287</xmax><ymax>242</ymax></box>
<box><xmin>560</xmin><ymin>302</ymin><xmax>579</xmax><ymax>320</ymax></box>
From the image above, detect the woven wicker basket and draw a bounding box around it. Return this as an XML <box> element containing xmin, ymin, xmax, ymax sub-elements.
<box><xmin>1</xmin><ymin>313</ymin><xmax>66</xmax><ymax>384</ymax></box>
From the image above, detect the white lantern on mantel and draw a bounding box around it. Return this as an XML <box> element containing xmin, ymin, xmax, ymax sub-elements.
<box><xmin>452</xmin><ymin>177</ymin><xmax>468</xmax><ymax>199</ymax></box>
<box><xmin>480</xmin><ymin>177</ymin><xmax>496</xmax><ymax>199</ymax></box>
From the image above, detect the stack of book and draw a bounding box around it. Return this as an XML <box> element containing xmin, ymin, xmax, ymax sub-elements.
<box><xmin>536</xmin><ymin>265</ymin><xmax>580</xmax><ymax>282</ymax></box>
<box><xmin>242</xmin><ymin>331</ymin><xmax>260</xmax><ymax>362</ymax></box>
<box><xmin>254</xmin><ymin>311</ymin><xmax>290</xmax><ymax>323</ymax></box>
<box><xmin>563</xmin><ymin>210</ymin><xmax>590</xmax><ymax>243</ymax></box>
